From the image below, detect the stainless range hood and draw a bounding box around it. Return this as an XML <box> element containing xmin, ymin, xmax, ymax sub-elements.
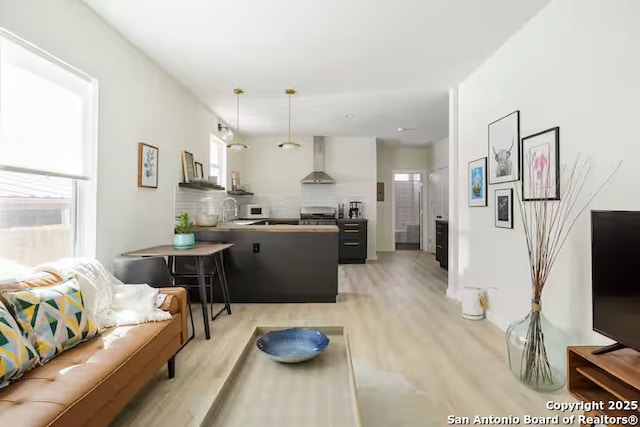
<box><xmin>301</xmin><ymin>136</ymin><xmax>336</xmax><ymax>184</ymax></box>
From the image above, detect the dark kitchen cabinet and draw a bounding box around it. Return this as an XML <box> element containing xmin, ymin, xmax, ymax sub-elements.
<box><xmin>337</xmin><ymin>219</ymin><xmax>368</xmax><ymax>264</ymax></box>
<box><xmin>435</xmin><ymin>219</ymin><xmax>448</xmax><ymax>270</ymax></box>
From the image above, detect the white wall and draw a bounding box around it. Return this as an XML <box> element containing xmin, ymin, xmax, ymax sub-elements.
<box><xmin>428</xmin><ymin>137</ymin><xmax>449</xmax><ymax>172</ymax></box>
<box><xmin>234</xmin><ymin>136</ymin><xmax>378</xmax><ymax>259</ymax></box>
<box><xmin>376</xmin><ymin>143</ymin><xmax>430</xmax><ymax>252</ymax></box>
<box><xmin>453</xmin><ymin>0</ymin><xmax>639</xmax><ymax>343</ymax></box>
<box><xmin>233</xmin><ymin>136</ymin><xmax>314</xmax><ymax>197</ymax></box>
<box><xmin>0</xmin><ymin>0</ymin><xmax>220</xmax><ymax>266</ymax></box>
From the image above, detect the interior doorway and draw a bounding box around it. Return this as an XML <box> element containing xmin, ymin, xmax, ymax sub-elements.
<box><xmin>427</xmin><ymin>167</ymin><xmax>449</xmax><ymax>253</ymax></box>
<box><xmin>393</xmin><ymin>172</ymin><xmax>423</xmax><ymax>250</ymax></box>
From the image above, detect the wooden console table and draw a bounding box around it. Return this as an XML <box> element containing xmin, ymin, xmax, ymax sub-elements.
<box><xmin>567</xmin><ymin>346</ymin><xmax>640</xmax><ymax>426</ymax></box>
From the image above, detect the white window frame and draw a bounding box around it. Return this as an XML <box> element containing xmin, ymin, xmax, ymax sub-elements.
<box><xmin>210</xmin><ymin>134</ymin><xmax>227</xmax><ymax>188</ymax></box>
<box><xmin>0</xmin><ymin>28</ymin><xmax>98</xmax><ymax>260</ymax></box>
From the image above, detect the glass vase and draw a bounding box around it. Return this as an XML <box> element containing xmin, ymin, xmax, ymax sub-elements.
<box><xmin>506</xmin><ymin>300</ymin><xmax>568</xmax><ymax>392</ymax></box>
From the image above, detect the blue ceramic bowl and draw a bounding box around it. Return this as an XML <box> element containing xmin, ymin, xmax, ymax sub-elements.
<box><xmin>256</xmin><ymin>328</ymin><xmax>330</xmax><ymax>363</ymax></box>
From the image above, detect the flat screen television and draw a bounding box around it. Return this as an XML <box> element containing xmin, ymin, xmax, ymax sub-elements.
<box><xmin>591</xmin><ymin>210</ymin><xmax>640</xmax><ymax>354</ymax></box>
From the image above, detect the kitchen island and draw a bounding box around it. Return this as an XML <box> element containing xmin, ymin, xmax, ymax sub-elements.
<box><xmin>193</xmin><ymin>222</ymin><xmax>339</xmax><ymax>303</ymax></box>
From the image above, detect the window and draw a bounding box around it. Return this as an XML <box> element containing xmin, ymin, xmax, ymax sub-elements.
<box><xmin>0</xmin><ymin>29</ymin><xmax>97</xmax><ymax>277</ymax></box>
<box><xmin>210</xmin><ymin>135</ymin><xmax>227</xmax><ymax>188</ymax></box>
<box><xmin>394</xmin><ymin>173</ymin><xmax>422</xmax><ymax>182</ymax></box>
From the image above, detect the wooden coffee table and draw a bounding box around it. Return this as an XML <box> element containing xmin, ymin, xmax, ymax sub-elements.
<box><xmin>201</xmin><ymin>326</ymin><xmax>362</xmax><ymax>427</ymax></box>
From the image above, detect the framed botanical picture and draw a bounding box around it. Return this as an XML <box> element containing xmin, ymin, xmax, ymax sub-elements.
<box><xmin>521</xmin><ymin>127</ymin><xmax>560</xmax><ymax>201</ymax></box>
<box><xmin>195</xmin><ymin>162</ymin><xmax>204</xmax><ymax>179</ymax></box>
<box><xmin>181</xmin><ymin>150</ymin><xmax>195</xmax><ymax>183</ymax></box>
<box><xmin>495</xmin><ymin>188</ymin><xmax>514</xmax><ymax>229</ymax></box>
<box><xmin>138</xmin><ymin>142</ymin><xmax>158</xmax><ymax>188</ymax></box>
<box><xmin>488</xmin><ymin>110</ymin><xmax>520</xmax><ymax>184</ymax></box>
<box><xmin>468</xmin><ymin>157</ymin><xmax>487</xmax><ymax>207</ymax></box>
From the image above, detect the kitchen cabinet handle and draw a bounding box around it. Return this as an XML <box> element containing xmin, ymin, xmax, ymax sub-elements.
<box><xmin>344</xmin><ymin>242</ymin><xmax>360</xmax><ymax>246</ymax></box>
<box><xmin>344</xmin><ymin>230</ymin><xmax>359</xmax><ymax>233</ymax></box>
<box><xmin>344</xmin><ymin>224</ymin><xmax>360</xmax><ymax>227</ymax></box>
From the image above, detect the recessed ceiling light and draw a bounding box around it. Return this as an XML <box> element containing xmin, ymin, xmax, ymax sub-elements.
<box><xmin>397</xmin><ymin>127</ymin><xmax>416</xmax><ymax>132</ymax></box>
<box><xmin>344</xmin><ymin>113</ymin><xmax>354</xmax><ymax>118</ymax></box>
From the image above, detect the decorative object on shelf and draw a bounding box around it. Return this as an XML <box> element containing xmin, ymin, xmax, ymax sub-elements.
<box><xmin>468</xmin><ymin>157</ymin><xmax>487</xmax><ymax>207</ymax></box>
<box><xmin>173</xmin><ymin>213</ymin><xmax>195</xmax><ymax>249</ymax></box>
<box><xmin>256</xmin><ymin>327</ymin><xmax>330</xmax><ymax>363</ymax></box>
<box><xmin>521</xmin><ymin>127</ymin><xmax>560</xmax><ymax>201</ymax></box>
<box><xmin>506</xmin><ymin>155</ymin><xmax>622</xmax><ymax>392</ymax></box>
<box><xmin>488</xmin><ymin>111</ymin><xmax>520</xmax><ymax>184</ymax></box>
<box><xmin>181</xmin><ymin>150</ymin><xmax>195</xmax><ymax>183</ymax></box>
<box><xmin>227</xmin><ymin>88</ymin><xmax>249</xmax><ymax>151</ymax></box>
<box><xmin>278</xmin><ymin>89</ymin><xmax>302</xmax><ymax>150</ymax></box>
<box><xmin>494</xmin><ymin>188</ymin><xmax>513</xmax><ymax>228</ymax></box>
<box><xmin>195</xmin><ymin>161</ymin><xmax>204</xmax><ymax>179</ymax></box>
<box><xmin>377</xmin><ymin>182</ymin><xmax>384</xmax><ymax>201</ymax></box>
<box><xmin>137</xmin><ymin>142</ymin><xmax>158</xmax><ymax>188</ymax></box>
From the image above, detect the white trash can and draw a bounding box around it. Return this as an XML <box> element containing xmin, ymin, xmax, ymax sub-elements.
<box><xmin>461</xmin><ymin>286</ymin><xmax>486</xmax><ymax>320</ymax></box>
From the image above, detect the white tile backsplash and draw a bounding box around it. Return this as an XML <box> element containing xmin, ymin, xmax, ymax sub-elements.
<box><xmin>175</xmin><ymin>185</ymin><xmax>370</xmax><ymax>222</ymax></box>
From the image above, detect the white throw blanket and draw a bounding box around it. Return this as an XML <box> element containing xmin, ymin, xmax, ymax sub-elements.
<box><xmin>33</xmin><ymin>258</ymin><xmax>171</xmax><ymax>328</ymax></box>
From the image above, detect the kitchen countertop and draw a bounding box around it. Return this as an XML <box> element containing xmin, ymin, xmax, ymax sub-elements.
<box><xmin>194</xmin><ymin>222</ymin><xmax>338</xmax><ymax>232</ymax></box>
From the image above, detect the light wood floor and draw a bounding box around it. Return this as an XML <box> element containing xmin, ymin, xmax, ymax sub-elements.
<box><xmin>112</xmin><ymin>251</ymin><xmax>571</xmax><ymax>426</ymax></box>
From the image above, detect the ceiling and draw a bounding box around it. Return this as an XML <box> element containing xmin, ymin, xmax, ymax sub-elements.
<box><xmin>84</xmin><ymin>0</ymin><xmax>549</xmax><ymax>145</ymax></box>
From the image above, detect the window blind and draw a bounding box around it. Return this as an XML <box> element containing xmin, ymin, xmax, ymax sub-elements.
<box><xmin>0</xmin><ymin>31</ymin><xmax>95</xmax><ymax>180</ymax></box>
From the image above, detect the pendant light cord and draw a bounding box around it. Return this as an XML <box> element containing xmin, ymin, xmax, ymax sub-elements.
<box><xmin>235</xmin><ymin>92</ymin><xmax>240</xmax><ymax>144</ymax></box>
<box><xmin>288</xmin><ymin>93</ymin><xmax>292</xmax><ymax>142</ymax></box>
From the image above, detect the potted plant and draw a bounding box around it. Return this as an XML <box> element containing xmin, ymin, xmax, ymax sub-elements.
<box><xmin>174</xmin><ymin>213</ymin><xmax>195</xmax><ymax>249</ymax></box>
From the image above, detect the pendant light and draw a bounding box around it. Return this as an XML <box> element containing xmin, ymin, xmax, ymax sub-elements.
<box><xmin>278</xmin><ymin>88</ymin><xmax>301</xmax><ymax>150</ymax></box>
<box><xmin>227</xmin><ymin>88</ymin><xmax>249</xmax><ymax>151</ymax></box>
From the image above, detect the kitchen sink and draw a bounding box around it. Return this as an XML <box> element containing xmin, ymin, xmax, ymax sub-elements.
<box><xmin>230</xmin><ymin>220</ymin><xmax>265</xmax><ymax>225</ymax></box>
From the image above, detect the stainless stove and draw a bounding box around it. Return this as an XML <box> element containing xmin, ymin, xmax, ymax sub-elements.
<box><xmin>299</xmin><ymin>206</ymin><xmax>337</xmax><ymax>225</ymax></box>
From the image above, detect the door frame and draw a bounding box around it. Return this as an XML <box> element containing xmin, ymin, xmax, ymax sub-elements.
<box><xmin>427</xmin><ymin>166</ymin><xmax>448</xmax><ymax>254</ymax></box>
<box><xmin>390</xmin><ymin>169</ymin><xmax>427</xmax><ymax>251</ymax></box>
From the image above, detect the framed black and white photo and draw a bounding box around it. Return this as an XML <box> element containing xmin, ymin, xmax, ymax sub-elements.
<box><xmin>521</xmin><ymin>127</ymin><xmax>560</xmax><ymax>201</ymax></box>
<box><xmin>181</xmin><ymin>150</ymin><xmax>195</xmax><ymax>183</ymax></box>
<box><xmin>195</xmin><ymin>161</ymin><xmax>204</xmax><ymax>179</ymax></box>
<box><xmin>468</xmin><ymin>157</ymin><xmax>487</xmax><ymax>207</ymax></box>
<box><xmin>488</xmin><ymin>110</ymin><xmax>520</xmax><ymax>184</ymax></box>
<box><xmin>495</xmin><ymin>188</ymin><xmax>513</xmax><ymax>229</ymax></box>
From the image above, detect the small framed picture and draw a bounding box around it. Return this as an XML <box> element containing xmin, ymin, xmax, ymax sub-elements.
<box><xmin>195</xmin><ymin>162</ymin><xmax>204</xmax><ymax>179</ymax></box>
<box><xmin>468</xmin><ymin>157</ymin><xmax>487</xmax><ymax>207</ymax></box>
<box><xmin>495</xmin><ymin>188</ymin><xmax>514</xmax><ymax>229</ymax></box>
<box><xmin>488</xmin><ymin>110</ymin><xmax>520</xmax><ymax>184</ymax></box>
<box><xmin>521</xmin><ymin>127</ymin><xmax>560</xmax><ymax>201</ymax></box>
<box><xmin>138</xmin><ymin>142</ymin><xmax>158</xmax><ymax>188</ymax></box>
<box><xmin>181</xmin><ymin>150</ymin><xmax>195</xmax><ymax>183</ymax></box>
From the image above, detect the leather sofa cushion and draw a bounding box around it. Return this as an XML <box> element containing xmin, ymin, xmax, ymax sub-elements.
<box><xmin>0</xmin><ymin>316</ymin><xmax>177</xmax><ymax>426</ymax></box>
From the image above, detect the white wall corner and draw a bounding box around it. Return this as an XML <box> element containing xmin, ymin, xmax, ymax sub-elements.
<box><xmin>447</xmin><ymin>85</ymin><xmax>460</xmax><ymax>299</ymax></box>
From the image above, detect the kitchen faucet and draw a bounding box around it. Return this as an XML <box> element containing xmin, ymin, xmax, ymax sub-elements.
<box><xmin>220</xmin><ymin>197</ymin><xmax>238</xmax><ymax>223</ymax></box>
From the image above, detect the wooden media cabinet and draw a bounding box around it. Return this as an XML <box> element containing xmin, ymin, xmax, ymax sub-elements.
<box><xmin>567</xmin><ymin>346</ymin><xmax>640</xmax><ymax>426</ymax></box>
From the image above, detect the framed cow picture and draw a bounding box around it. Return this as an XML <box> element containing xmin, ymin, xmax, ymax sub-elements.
<box><xmin>488</xmin><ymin>110</ymin><xmax>520</xmax><ymax>185</ymax></box>
<box><xmin>521</xmin><ymin>127</ymin><xmax>560</xmax><ymax>201</ymax></box>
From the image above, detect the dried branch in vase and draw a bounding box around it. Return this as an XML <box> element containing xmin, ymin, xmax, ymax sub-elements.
<box><xmin>510</xmin><ymin>155</ymin><xmax>622</xmax><ymax>389</ymax></box>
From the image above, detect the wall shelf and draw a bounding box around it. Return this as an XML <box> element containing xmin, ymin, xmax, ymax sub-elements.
<box><xmin>179</xmin><ymin>182</ymin><xmax>225</xmax><ymax>191</ymax></box>
<box><xmin>227</xmin><ymin>191</ymin><xmax>254</xmax><ymax>196</ymax></box>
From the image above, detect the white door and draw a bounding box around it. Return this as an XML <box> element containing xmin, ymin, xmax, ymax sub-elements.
<box><xmin>428</xmin><ymin>167</ymin><xmax>449</xmax><ymax>253</ymax></box>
